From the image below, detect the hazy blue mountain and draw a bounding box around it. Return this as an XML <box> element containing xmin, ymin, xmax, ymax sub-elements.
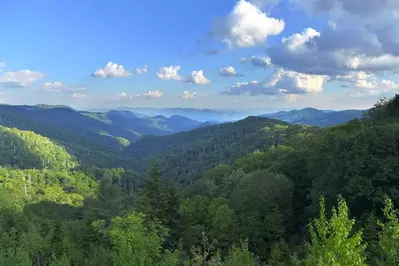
<box><xmin>114</xmin><ymin>107</ymin><xmax>248</xmax><ymax>122</ymax></box>
<box><xmin>0</xmin><ymin>105</ymin><xmax>205</xmax><ymax>152</ymax></box>
<box><xmin>261</xmin><ymin>108</ymin><xmax>364</xmax><ymax>126</ymax></box>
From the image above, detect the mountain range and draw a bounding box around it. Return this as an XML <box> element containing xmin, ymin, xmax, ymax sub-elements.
<box><xmin>261</xmin><ymin>108</ymin><xmax>365</xmax><ymax>127</ymax></box>
<box><xmin>0</xmin><ymin>105</ymin><xmax>205</xmax><ymax>151</ymax></box>
<box><xmin>103</xmin><ymin>107</ymin><xmax>249</xmax><ymax>122</ymax></box>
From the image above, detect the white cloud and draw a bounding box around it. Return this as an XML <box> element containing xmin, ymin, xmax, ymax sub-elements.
<box><xmin>72</xmin><ymin>93</ymin><xmax>86</xmax><ymax>98</ymax></box>
<box><xmin>266</xmin><ymin>0</ymin><xmax>399</xmax><ymax>76</ymax></box>
<box><xmin>185</xmin><ymin>70</ymin><xmax>211</xmax><ymax>85</ymax></box>
<box><xmin>223</xmin><ymin>80</ymin><xmax>267</xmax><ymax>95</ymax></box>
<box><xmin>145</xmin><ymin>90</ymin><xmax>164</xmax><ymax>99</ymax></box>
<box><xmin>222</xmin><ymin>68</ymin><xmax>327</xmax><ymax>95</ymax></box>
<box><xmin>0</xmin><ymin>70</ymin><xmax>44</xmax><ymax>87</ymax></box>
<box><xmin>213</xmin><ymin>0</ymin><xmax>285</xmax><ymax>48</ymax></box>
<box><xmin>282</xmin><ymin>28</ymin><xmax>320</xmax><ymax>52</ymax></box>
<box><xmin>107</xmin><ymin>90</ymin><xmax>163</xmax><ymax>100</ymax></box>
<box><xmin>180</xmin><ymin>91</ymin><xmax>198</xmax><ymax>99</ymax></box>
<box><xmin>240</xmin><ymin>56</ymin><xmax>272</xmax><ymax>68</ymax></box>
<box><xmin>133</xmin><ymin>65</ymin><xmax>148</xmax><ymax>75</ymax></box>
<box><xmin>0</xmin><ymin>62</ymin><xmax>5</xmax><ymax>73</ymax></box>
<box><xmin>336</xmin><ymin>71</ymin><xmax>399</xmax><ymax>96</ymax></box>
<box><xmin>284</xmin><ymin>94</ymin><xmax>300</xmax><ymax>102</ymax></box>
<box><xmin>347</xmin><ymin>54</ymin><xmax>399</xmax><ymax>72</ymax></box>
<box><xmin>106</xmin><ymin>92</ymin><xmax>141</xmax><ymax>100</ymax></box>
<box><xmin>43</xmin><ymin>81</ymin><xmax>87</xmax><ymax>92</ymax></box>
<box><xmin>156</xmin><ymin>65</ymin><xmax>182</xmax><ymax>80</ymax></box>
<box><xmin>93</xmin><ymin>62</ymin><xmax>133</xmax><ymax>78</ymax></box>
<box><xmin>266</xmin><ymin>27</ymin><xmax>399</xmax><ymax>75</ymax></box>
<box><xmin>116</xmin><ymin>92</ymin><xmax>128</xmax><ymax>98</ymax></box>
<box><xmin>268</xmin><ymin>69</ymin><xmax>327</xmax><ymax>93</ymax></box>
<box><xmin>93</xmin><ymin>62</ymin><xmax>148</xmax><ymax>78</ymax></box>
<box><xmin>219</xmin><ymin>66</ymin><xmax>240</xmax><ymax>77</ymax></box>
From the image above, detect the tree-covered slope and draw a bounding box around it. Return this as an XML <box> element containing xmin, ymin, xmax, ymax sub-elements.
<box><xmin>125</xmin><ymin>116</ymin><xmax>319</xmax><ymax>184</ymax></box>
<box><xmin>0</xmin><ymin>105</ymin><xmax>136</xmax><ymax>151</ymax></box>
<box><xmin>3</xmin><ymin>96</ymin><xmax>399</xmax><ymax>265</ymax></box>
<box><xmin>0</xmin><ymin>125</ymin><xmax>78</xmax><ymax>170</ymax></box>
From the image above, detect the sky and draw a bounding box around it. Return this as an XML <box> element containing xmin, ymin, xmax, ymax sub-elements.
<box><xmin>0</xmin><ymin>0</ymin><xmax>399</xmax><ymax>111</ymax></box>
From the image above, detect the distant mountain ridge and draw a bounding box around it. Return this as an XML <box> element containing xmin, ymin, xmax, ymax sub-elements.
<box><xmin>261</xmin><ymin>107</ymin><xmax>365</xmax><ymax>127</ymax></box>
<box><xmin>89</xmin><ymin>106</ymin><xmax>365</xmax><ymax>126</ymax></box>
<box><xmin>112</xmin><ymin>107</ymin><xmax>249</xmax><ymax>122</ymax></box>
<box><xmin>0</xmin><ymin>105</ymin><xmax>206</xmax><ymax>153</ymax></box>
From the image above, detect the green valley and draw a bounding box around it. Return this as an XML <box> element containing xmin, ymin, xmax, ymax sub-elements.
<box><xmin>0</xmin><ymin>96</ymin><xmax>399</xmax><ymax>265</ymax></box>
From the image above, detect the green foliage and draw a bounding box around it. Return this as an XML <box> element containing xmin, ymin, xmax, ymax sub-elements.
<box><xmin>108</xmin><ymin>212</ymin><xmax>168</xmax><ymax>266</ymax></box>
<box><xmin>0</xmin><ymin>125</ymin><xmax>77</xmax><ymax>170</ymax></box>
<box><xmin>0</xmin><ymin>96</ymin><xmax>399</xmax><ymax>265</ymax></box>
<box><xmin>230</xmin><ymin>170</ymin><xmax>293</xmax><ymax>258</ymax></box>
<box><xmin>305</xmin><ymin>196</ymin><xmax>367</xmax><ymax>266</ymax></box>
<box><xmin>126</xmin><ymin>117</ymin><xmax>312</xmax><ymax>185</ymax></box>
<box><xmin>308</xmin><ymin>121</ymin><xmax>399</xmax><ymax>219</ymax></box>
<box><xmin>235</xmin><ymin>145</ymin><xmax>294</xmax><ymax>173</ymax></box>
<box><xmin>377</xmin><ymin>197</ymin><xmax>399</xmax><ymax>265</ymax></box>
<box><xmin>224</xmin><ymin>240</ymin><xmax>256</xmax><ymax>266</ymax></box>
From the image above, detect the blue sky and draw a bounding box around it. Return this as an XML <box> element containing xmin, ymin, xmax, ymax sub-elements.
<box><xmin>0</xmin><ymin>0</ymin><xmax>398</xmax><ymax>111</ymax></box>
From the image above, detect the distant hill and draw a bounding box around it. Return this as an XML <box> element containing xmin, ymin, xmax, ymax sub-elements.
<box><xmin>114</xmin><ymin>107</ymin><xmax>248</xmax><ymax>122</ymax></box>
<box><xmin>81</xmin><ymin>110</ymin><xmax>202</xmax><ymax>138</ymax></box>
<box><xmin>261</xmin><ymin>108</ymin><xmax>364</xmax><ymax>126</ymax></box>
<box><xmin>0</xmin><ymin>105</ymin><xmax>205</xmax><ymax>169</ymax></box>
<box><xmin>125</xmin><ymin>116</ymin><xmax>317</xmax><ymax>185</ymax></box>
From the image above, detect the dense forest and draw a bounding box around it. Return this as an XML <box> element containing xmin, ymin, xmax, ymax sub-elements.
<box><xmin>1</xmin><ymin>95</ymin><xmax>399</xmax><ymax>265</ymax></box>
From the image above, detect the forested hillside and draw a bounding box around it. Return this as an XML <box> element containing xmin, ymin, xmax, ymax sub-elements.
<box><xmin>0</xmin><ymin>105</ymin><xmax>205</xmax><ymax>171</ymax></box>
<box><xmin>126</xmin><ymin>116</ymin><xmax>320</xmax><ymax>185</ymax></box>
<box><xmin>1</xmin><ymin>96</ymin><xmax>399</xmax><ymax>265</ymax></box>
<box><xmin>0</xmin><ymin>126</ymin><xmax>77</xmax><ymax>170</ymax></box>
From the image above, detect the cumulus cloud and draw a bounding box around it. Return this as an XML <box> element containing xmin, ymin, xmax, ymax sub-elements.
<box><xmin>43</xmin><ymin>82</ymin><xmax>87</xmax><ymax>92</ymax></box>
<box><xmin>212</xmin><ymin>0</ymin><xmax>285</xmax><ymax>48</ymax></box>
<box><xmin>240</xmin><ymin>56</ymin><xmax>272</xmax><ymax>68</ymax></box>
<box><xmin>156</xmin><ymin>65</ymin><xmax>182</xmax><ymax>80</ymax></box>
<box><xmin>219</xmin><ymin>66</ymin><xmax>240</xmax><ymax>77</ymax></box>
<box><xmin>0</xmin><ymin>62</ymin><xmax>4</xmax><ymax>73</ymax></box>
<box><xmin>282</xmin><ymin>27</ymin><xmax>320</xmax><ymax>52</ymax></box>
<box><xmin>180</xmin><ymin>91</ymin><xmax>198</xmax><ymax>99</ymax></box>
<box><xmin>336</xmin><ymin>71</ymin><xmax>399</xmax><ymax>96</ymax></box>
<box><xmin>267</xmin><ymin>69</ymin><xmax>327</xmax><ymax>93</ymax></box>
<box><xmin>145</xmin><ymin>90</ymin><xmax>164</xmax><ymax>98</ymax></box>
<box><xmin>93</xmin><ymin>62</ymin><xmax>132</xmax><ymax>78</ymax></box>
<box><xmin>222</xmin><ymin>68</ymin><xmax>327</xmax><ymax>95</ymax></box>
<box><xmin>266</xmin><ymin>27</ymin><xmax>399</xmax><ymax>75</ymax></box>
<box><xmin>72</xmin><ymin>93</ymin><xmax>86</xmax><ymax>98</ymax></box>
<box><xmin>157</xmin><ymin>66</ymin><xmax>211</xmax><ymax>85</ymax></box>
<box><xmin>284</xmin><ymin>94</ymin><xmax>300</xmax><ymax>102</ymax></box>
<box><xmin>106</xmin><ymin>92</ymin><xmax>140</xmax><ymax>100</ymax></box>
<box><xmin>185</xmin><ymin>70</ymin><xmax>211</xmax><ymax>85</ymax></box>
<box><xmin>0</xmin><ymin>70</ymin><xmax>44</xmax><ymax>88</ymax></box>
<box><xmin>266</xmin><ymin>0</ymin><xmax>399</xmax><ymax>76</ymax></box>
<box><xmin>93</xmin><ymin>62</ymin><xmax>147</xmax><ymax>78</ymax></box>
<box><xmin>133</xmin><ymin>65</ymin><xmax>148</xmax><ymax>75</ymax></box>
<box><xmin>107</xmin><ymin>90</ymin><xmax>164</xmax><ymax>100</ymax></box>
<box><xmin>291</xmin><ymin>0</ymin><xmax>399</xmax><ymax>18</ymax></box>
